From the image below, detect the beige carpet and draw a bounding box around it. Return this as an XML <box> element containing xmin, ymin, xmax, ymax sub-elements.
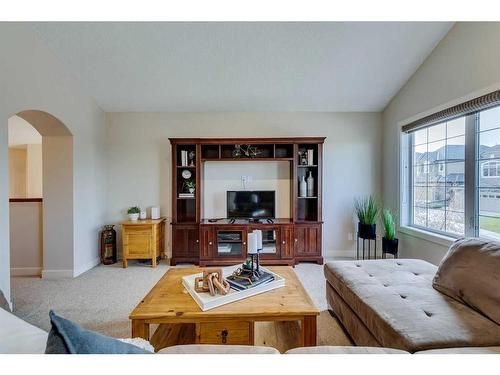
<box><xmin>11</xmin><ymin>260</ymin><xmax>352</xmax><ymax>348</ymax></box>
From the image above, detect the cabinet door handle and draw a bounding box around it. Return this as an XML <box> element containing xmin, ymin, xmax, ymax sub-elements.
<box><xmin>295</xmin><ymin>238</ymin><xmax>298</xmax><ymax>242</ymax></box>
<box><xmin>196</xmin><ymin>239</ymin><xmax>199</xmax><ymax>243</ymax></box>
<box><xmin>243</xmin><ymin>242</ymin><xmax>246</xmax><ymax>245</ymax></box>
<box><xmin>221</xmin><ymin>330</ymin><xmax>228</xmax><ymax>344</ymax></box>
<box><xmin>282</xmin><ymin>241</ymin><xmax>286</xmax><ymax>244</ymax></box>
<box><xmin>209</xmin><ymin>241</ymin><xmax>213</xmax><ymax>245</ymax></box>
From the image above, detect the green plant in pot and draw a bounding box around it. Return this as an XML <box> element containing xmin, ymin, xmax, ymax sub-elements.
<box><xmin>382</xmin><ymin>209</ymin><xmax>399</xmax><ymax>257</ymax></box>
<box><xmin>127</xmin><ymin>206</ymin><xmax>141</xmax><ymax>221</ymax></box>
<box><xmin>354</xmin><ymin>196</ymin><xmax>379</xmax><ymax>239</ymax></box>
<box><xmin>184</xmin><ymin>180</ymin><xmax>195</xmax><ymax>194</ymax></box>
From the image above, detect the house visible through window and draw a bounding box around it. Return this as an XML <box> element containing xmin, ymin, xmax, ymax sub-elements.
<box><xmin>410</xmin><ymin>117</ymin><xmax>465</xmax><ymax>236</ymax></box>
<box><xmin>403</xmin><ymin>94</ymin><xmax>500</xmax><ymax>241</ymax></box>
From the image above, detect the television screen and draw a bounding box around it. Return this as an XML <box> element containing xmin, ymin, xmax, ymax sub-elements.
<box><xmin>227</xmin><ymin>191</ymin><xmax>275</xmax><ymax>219</ymax></box>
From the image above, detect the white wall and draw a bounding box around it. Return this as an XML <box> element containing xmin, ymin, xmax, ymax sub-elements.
<box><xmin>26</xmin><ymin>144</ymin><xmax>42</xmax><ymax>198</ymax></box>
<box><xmin>8</xmin><ymin>147</ymin><xmax>27</xmax><ymax>198</ymax></box>
<box><xmin>106</xmin><ymin>112</ymin><xmax>382</xmax><ymax>259</ymax></box>
<box><xmin>203</xmin><ymin>161</ymin><xmax>290</xmax><ymax>219</ymax></box>
<box><xmin>0</xmin><ymin>24</ymin><xmax>107</xmax><ymax>301</ymax></box>
<box><xmin>382</xmin><ymin>22</ymin><xmax>500</xmax><ymax>264</ymax></box>
<box><xmin>9</xmin><ymin>202</ymin><xmax>43</xmax><ymax>276</ymax></box>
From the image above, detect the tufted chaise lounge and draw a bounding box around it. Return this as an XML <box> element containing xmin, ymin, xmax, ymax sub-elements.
<box><xmin>324</xmin><ymin>258</ymin><xmax>500</xmax><ymax>353</ymax></box>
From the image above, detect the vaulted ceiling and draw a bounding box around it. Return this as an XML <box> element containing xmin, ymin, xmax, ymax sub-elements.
<box><xmin>31</xmin><ymin>22</ymin><xmax>453</xmax><ymax>112</ymax></box>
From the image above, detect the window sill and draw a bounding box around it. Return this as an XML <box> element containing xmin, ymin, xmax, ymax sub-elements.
<box><xmin>398</xmin><ymin>226</ymin><xmax>456</xmax><ymax>248</ymax></box>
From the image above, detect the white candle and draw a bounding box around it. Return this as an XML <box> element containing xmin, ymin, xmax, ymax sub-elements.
<box><xmin>247</xmin><ymin>232</ymin><xmax>258</xmax><ymax>254</ymax></box>
<box><xmin>254</xmin><ymin>230</ymin><xmax>263</xmax><ymax>251</ymax></box>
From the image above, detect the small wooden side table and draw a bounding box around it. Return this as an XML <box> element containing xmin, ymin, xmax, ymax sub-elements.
<box><xmin>121</xmin><ymin>218</ymin><xmax>166</xmax><ymax>268</ymax></box>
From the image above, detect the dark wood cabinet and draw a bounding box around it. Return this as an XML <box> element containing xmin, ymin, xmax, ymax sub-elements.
<box><xmin>200</xmin><ymin>225</ymin><xmax>214</xmax><ymax>261</ymax></box>
<box><xmin>294</xmin><ymin>224</ymin><xmax>322</xmax><ymax>263</ymax></box>
<box><xmin>281</xmin><ymin>226</ymin><xmax>294</xmax><ymax>259</ymax></box>
<box><xmin>171</xmin><ymin>224</ymin><xmax>199</xmax><ymax>265</ymax></box>
<box><xmin>170</xmin><ymin>137</ymin><xmax>325</xmax><ymax>266</ymax></box>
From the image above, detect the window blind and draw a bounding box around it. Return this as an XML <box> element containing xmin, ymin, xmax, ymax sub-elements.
<box><xmin>402</xmin><ymin>89</ymin><xmax>500</xmax><ymax>133</ymax></box>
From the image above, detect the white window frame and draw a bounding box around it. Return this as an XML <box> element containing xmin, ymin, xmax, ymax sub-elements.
<box><xmin>401</xmin><ymin>114</ymin><xmax>477</xmax><ymax>240</ymax></box>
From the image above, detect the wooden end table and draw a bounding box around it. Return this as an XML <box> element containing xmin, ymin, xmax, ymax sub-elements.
<box><xmin>121</xmin><ymin>218</ymin><xmax>166</xmax><ymax>268</ymax></box>
<box><xmin>129</xmin><ymin>266</ymin><xmax>319</xmax><ymax>350</ymax></box>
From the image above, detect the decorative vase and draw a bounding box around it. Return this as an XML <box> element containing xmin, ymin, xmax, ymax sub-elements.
<box><xmin>382</xmin><ymin>237</ymin><xmax>399</xmax><ymax>256</ymax></box>
<box><xmin>100</xmin><ymin>225</ymin><xmax>117</xmax><ymax>265</ymax></box>
<box><xmin>189</xmin><ymin>187</ymin><xmax>195</xmax><ymax>194</ymax></box>
<box><xmin>307</xmin><ymin>171</ymin><xmax>314</xmax><ymax>197</ymax></box>
<box><xmin>128</xmin><ymin>213</ymin><xmax>139</xmax><ymax>221</ymax></box>
<box><xmin>299</xmin><ymin>176</ymin><xmax>307</xmax><ymax>197</ymax></box>
<box><xmin>139</xmin><ymin>210</ymin><xmax>147</xmax><ymax>220</ymax></box>
<box><xmin>358</xmin><ymin>222</ymin><xmax>376</xmax><ymax>239</ymax></box>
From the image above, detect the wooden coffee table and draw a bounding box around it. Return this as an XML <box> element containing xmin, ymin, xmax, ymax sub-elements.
<box><xmin>129</xmin><ymin>266</ymin><xmax>319</xmax><ymax>350</ymax></box>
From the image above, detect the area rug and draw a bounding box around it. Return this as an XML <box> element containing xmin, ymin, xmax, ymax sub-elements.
<box><xmin>11</xmin><ymin>261</ymin><xmax>352</xmax><ymax>349</ymax></box>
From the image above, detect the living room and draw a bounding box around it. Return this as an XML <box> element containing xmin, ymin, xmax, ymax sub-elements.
<box><xmin>1</xmin><ymin>1</ymin><xmax>499</xmax><ymax>373</ymax></box>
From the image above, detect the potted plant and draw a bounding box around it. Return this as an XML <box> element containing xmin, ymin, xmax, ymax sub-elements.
<box><xmin>382</xmin><ymin>209</ymin><xmax>399</xmax><ymax>257</ymax></box>
<box><xmin>127</xmin><ymin>206</ymin><xmax>141</xmax><ymax>221</ymax></box>
<box><xmin>354</xmin><ymin>196</ymin><xmax>379</xmax><ymax>239</ymax></box>
<box><xmin>185</xmin><ymin>180</ymin><xmax>195</xmax><ymax>194</ymax></box>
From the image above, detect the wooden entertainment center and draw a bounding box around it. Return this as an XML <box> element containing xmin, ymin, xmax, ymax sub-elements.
<box><xmin>169</xmin><ymin>137</ymin><xmax>325</xmax><ymax>266</ymax></box>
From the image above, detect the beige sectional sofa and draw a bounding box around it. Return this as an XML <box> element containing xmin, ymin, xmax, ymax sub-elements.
<box><xmin>324</xmin><ymin>238</ymin><xmax>500</xmax><ymax>353</ymax></box>
<box><xmin>2</xmin><ymin>238</ymin><xmax>499</xmax><ymax>354</ymax></box>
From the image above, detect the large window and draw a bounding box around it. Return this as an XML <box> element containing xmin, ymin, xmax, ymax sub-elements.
<box><xmin>411</xmin><ymin>117</ymin><xmax>465</xmax><ymax>236</ymax></box>
<box><xmin>478</xmin><ymin>106</ymin><xmax>500</xmax><ymax>239</ymax></box>
<box><xmin>405</xmin><ymin>100</ymin><xmax>500</xmax><ymax>241</ymax></box>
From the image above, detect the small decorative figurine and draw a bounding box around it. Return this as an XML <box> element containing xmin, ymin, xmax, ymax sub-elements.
<box><xmin>194</xmin><ymin>268</ymin><xmax>230</xmax><ymax>296</ymax></box>
<box><xmin>299</xmin><ymin>150</ymin><xmax>308</xmax><ymax>165</ymax></box>
<box><xmin>188</xmin><ymin>150</ymin><xmax>196</xmax><ymax>166</ymax></box>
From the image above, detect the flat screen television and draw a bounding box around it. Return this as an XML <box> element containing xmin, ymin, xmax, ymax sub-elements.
<box><xmin>227</xmin><ymin>191</ymin><xmax>275</xmax><ymax>219</ymax></box>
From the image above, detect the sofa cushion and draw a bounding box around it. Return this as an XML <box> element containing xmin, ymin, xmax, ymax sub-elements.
<box><xmin>433</xmin><ymin>238</ymin><xmax>500</xmax><ymax>324</ymax></box>
<box><xmin>0</xmin><ymin>307</ymin><xmax>48</xmax><ymax>354</ymax></box>
<box><xmin>324</xmin><ymin>259</ymin><xmax>500</xmax><ymax>353</ymax></box>
<box><xmin>46</xmin><ymin>310</ymin><xmax>151</xmax><ymax>354</ymax></box>
<box><xmin>415</xmin><ymin>346</ymin><xmax>500</xmax><ymax>354</ymax></box>
<box><xmin>158</xmin><ymin>344</ymin><xmax>280</xmax><ymax>354</ymax></box>
<box><xmin>285</xmin><ymin>346</ymin><xmax>408</xmax><ymax>354</ymax></box>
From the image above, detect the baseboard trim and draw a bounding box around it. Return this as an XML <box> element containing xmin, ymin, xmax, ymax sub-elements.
<box><xmin>323</xmin><ymin>250</ymin><xmax>356</xmax><ymax>259</ymax></box>
<box><xmin>10</xmin><ymin>267</ymin><xmax>42</xmax><ymax>277</ymax></box>
<box><xmin>41</xmin><ymin>269</ymin><xmax>74</xmax><ymax>279</ymax></box>
<box><xmin>73</xmin><ymin>257</ymin><xmax>100</xmax><ymax>277</ymax></box>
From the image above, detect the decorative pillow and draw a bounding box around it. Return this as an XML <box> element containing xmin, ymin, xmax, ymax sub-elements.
<box><xmin>0</xmin><ymin>289</ymin><xmax>10</xmax><ymax>312</ymax></box>
<box><xmin>45</xmin><ymin>310</ymin><xmax>151</xmax><ymax>354</ymax></box>
<box><xmin>433</xmin><ymin>238</ymin><xmax>500</xmax><ymax>324</ymax></box>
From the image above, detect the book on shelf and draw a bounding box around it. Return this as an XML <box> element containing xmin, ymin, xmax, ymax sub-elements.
<box><xmin>180</xmin><ymin>150</ymin><xmax>188</xmax><ymax>166</ymax></box>
<box><xmin>307</xmin><ymin>149</ymin><xmax>314</xmax><ymax>165</ymax></box>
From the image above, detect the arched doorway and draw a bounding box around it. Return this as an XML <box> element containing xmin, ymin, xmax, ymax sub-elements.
<box><xmin>10</xmin><ymin>110</ymin><xmax>74</xmax><ymax>278</ymax></box>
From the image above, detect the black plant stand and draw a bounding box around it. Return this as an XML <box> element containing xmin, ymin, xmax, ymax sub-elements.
<box><xmin>356</xmin><ymin>233</ymin><xmax>377</xmax><ymax>260</ymax></box>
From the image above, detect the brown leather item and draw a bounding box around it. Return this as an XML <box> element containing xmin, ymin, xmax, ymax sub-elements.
<box><xmin>325</xmin><ymin>258</ymin><xmax>500</xmax><ymax>353</ymax></box>
<box><xmin>433</xmin><ymin>238</ymin><xmax>500</xmax><ymax>325</ymax></box>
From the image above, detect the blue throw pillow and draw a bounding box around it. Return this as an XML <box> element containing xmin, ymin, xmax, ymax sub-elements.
<box><xmin>45</xmin><ymin>310</ymin><xmax>151</xmax><ymax>354</ymax></box>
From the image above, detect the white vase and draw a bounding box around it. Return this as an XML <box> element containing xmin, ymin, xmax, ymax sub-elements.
<box><xmin>299</xmin><ymin>176</ymin><xmax>307</xmax><ymax>197</ymax></box>
<box><xmin>139</xmin><ymin>210</ymin><xmax>147</xmax><ymax>220</ymax></box>
<box><xmin>307</xmin><ymin>171</ymin><xmax>314</xmax><ymax>197</ymax></box>
<box><xmin>129</xmin><ymin>213</ymin><xmax>139</xmax><ymax>221</ymax></box>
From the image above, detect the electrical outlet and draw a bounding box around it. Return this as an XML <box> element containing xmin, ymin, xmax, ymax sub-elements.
<box><xmin>348</xmin><ymin>232</ymin><xmax>353</xmax><ymax>241</ymax></box>
<box><xmin>241</xmin><ymin>175</ymin><xmax>252</xmax><ymax>183</ymax></box>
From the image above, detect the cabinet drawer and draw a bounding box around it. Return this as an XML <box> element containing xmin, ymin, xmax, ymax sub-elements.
<box><xmin>123</xmin><ymin>225</ymin><xmax>152</xmax><ymax>235</ymax></box>
<box><xmin>124</xmin><ymin>234</ymin><xmax>152</xmax><ymax>256</ymax></box>
<box><xmin>197</xmin><ymin>321</ymin><xmax>251</xmax><ymax>345</ymax></box>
